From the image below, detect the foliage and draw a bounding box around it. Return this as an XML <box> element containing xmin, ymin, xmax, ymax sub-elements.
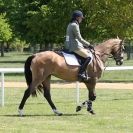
<box><xmin>11</xmin><ymin>38</ymin><xmax>29</xmax><ymax>52</ymax></box>
<box><xmin>82</xmin><ymin>0</ymin><xmax>133</xmax><ymax>41</ymax></box>
<box><xmin>0</xmin><ymin>14</ymin><xmax>12</xmax><ymax>42</ymax></box>
<box><xmin>0</xmin><ymin>13</ymin><xmax>12</xmax><ymax>56</ymax></box>
<box><xmin>1</xmin><ymin>0</ymin><xmax>133</xmax><ymax>49</ymax></box>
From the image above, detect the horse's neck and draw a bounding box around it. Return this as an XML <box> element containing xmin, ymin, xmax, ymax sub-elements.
<box><xmin>95</xmin><ymin>43</ymin><xmax>113</xmax><ymax>64</ymax></box>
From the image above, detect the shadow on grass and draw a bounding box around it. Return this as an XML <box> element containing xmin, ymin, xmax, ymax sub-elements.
<box><xmin>112</xmin><ymin>96</ymin><xmax>133</xmax><ymax>101</ymax></box>
<box><xmin>0</xmin><ymin>61</ymin><xmax>24</xmax><ymax>64</ymax></box>
<box><xmin>0</xmin><ymin>113</ymin><xmax>83</xmax><ymax>117</ymax></box>
<box><xmin>6</xmin><ymin>102</ymin><xmax>45</xmax><ymax>106</ymax></box>
<box><xmin>98</xmin><ymin>97</ymin><xmax>133</xmax><ymax>101</ymax></box>
<box><xmin>112</xmin><ymin>97</ymin><xmax>133</xmax><ymax>101</ymax></box>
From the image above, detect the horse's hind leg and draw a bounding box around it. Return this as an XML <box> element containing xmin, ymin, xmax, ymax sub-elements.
<box><xmin>18</xmin><ymin>79</ymin><xmax>42</xmax><ymax>116</ymax></box>
<box><xmin>18</xmin><ymin>87</ymin><xmax>30</xmax><ymax>116</ymax></box>
<box><xmin>42</xmin><ymin>76</ymin><xmax>63</xmax><ymax>116</ymax></box>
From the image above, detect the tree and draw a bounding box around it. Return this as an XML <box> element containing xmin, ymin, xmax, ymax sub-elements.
<box><xmin>82</xmin><ymin>0</ymin><xmax>133</xmax><ymax>41</ymax></box>
<box><xmin>0</xmin><ymin>14</ymin><xmax>12</xmax><ymax>56</ymax></box>
<box><xmin>4</xmin><ymin>0</ymin><xmax>133</xmax><ymax>51</ymax></box>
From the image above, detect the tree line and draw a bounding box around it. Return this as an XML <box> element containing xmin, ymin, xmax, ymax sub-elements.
<box><xmin>0</xmin><ymin>0</ymin><xmax>133</xmax><ymax>56</ymax></box>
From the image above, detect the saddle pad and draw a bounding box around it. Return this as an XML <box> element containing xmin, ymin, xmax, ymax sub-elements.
<box><xmin>62</xmin><ymin>52</ymin><xmax>80</xmax><ymax>66</ymax></box>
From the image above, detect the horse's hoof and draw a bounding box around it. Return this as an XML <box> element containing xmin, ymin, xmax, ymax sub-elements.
<box><xmin>55</xmin><ymin>112</ymin><xmax>63</xmax><ymax>116</ymax></box>
<box><xmin>18</xmin><ymin>109</ymin><xmax>24</xmax><ymax>117</ymax></box>
<box><xmin>53</xmin><ymin>109</ymin><xmax>63</xmax><ymax>116</ymax></box>
<box><xmin>76</xmin><ymin>106</ymin><xmax>81</xmax><ymax>112</ymax></box>
<box><xmin>89</xmin><ymin>110</ymin><xmax>95</xmax><ymax>115</ymax></box>
<box><xmin>57</xmin><ymin>112</ymin><xmax>63</xmax><ymax>116</ymax></box>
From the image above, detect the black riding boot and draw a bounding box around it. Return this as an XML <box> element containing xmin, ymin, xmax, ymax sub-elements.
<box><xmin>78</xmin><ymin>57</ymin><xmax>91</xmax><ymax>82</ymax></box>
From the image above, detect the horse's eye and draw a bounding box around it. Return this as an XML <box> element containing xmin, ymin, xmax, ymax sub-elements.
<box><xmin>122</xmin><ymin>45</ymin><xmax>125</xmax><ymax>51</ymax></box>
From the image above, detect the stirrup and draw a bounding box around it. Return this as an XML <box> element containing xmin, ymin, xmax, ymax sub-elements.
<box><xmin>78</xmin><ymin>74</ymin><xmax>90</xmax><ymax>82</ymax></box>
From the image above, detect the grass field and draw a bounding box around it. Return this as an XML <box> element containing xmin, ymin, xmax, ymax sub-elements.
<box><xmin>0</xmin><ymin>52</ymin><xmax>133</xmax><ymax>132</ymax></box>
<box><xmin>0</xmin><ymin>87</ymin><xmax>133</xmax><ymax>133</ymax></box>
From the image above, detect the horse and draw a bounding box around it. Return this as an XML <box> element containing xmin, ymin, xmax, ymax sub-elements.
<box><xmin>18</xmin><ymin>38</ymin><xmax>124</xmax><ymax>116</ymax></box>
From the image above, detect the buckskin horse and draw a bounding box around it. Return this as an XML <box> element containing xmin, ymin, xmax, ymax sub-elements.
<box><xmin>18</xmin><ymin>38</ymin><xmax>124</xmax><ymax>116</ymax></box>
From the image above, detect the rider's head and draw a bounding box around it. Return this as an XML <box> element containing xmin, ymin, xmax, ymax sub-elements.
<box><xmin>71</xmin><ymin>10</ymin><xmax>84</xmax><ymax>23</ymax></box>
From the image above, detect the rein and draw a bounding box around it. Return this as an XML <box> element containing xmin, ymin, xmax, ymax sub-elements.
<box><xmin>91</xmin><ymin>49</ymin><xmax>105</xmax><ymax>72</ymax></box>
<box><xmin>92</xmin><ymin>42</ymin><xmax>124</xmax><ymax>71</ymax></box>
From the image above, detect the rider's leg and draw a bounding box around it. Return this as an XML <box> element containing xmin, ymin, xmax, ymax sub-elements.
<box><xmin>78</xmin><ymin>57</ymin><xmax>91</xmax><ymax>79</ymax></box>
<box><xmin>74</xmin><ymin>48</ymin><xmax>93</xmax><ymax>81</ymax></box>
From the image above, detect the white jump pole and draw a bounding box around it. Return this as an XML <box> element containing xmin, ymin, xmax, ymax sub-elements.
<box><xmin>1</xmin><ymin>72</ymin><xmax>4</xmax><ymax>106</ymax></box>
<box><xmin>76</xmin><ymin>81</ymin><xmax>80</xmax><ymax>104</ymax></box>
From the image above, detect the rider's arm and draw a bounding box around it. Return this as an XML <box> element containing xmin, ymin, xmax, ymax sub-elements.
<box><xmin>72</xmin><ymin>23</ymin><xmax>90</xmax><ymax>47</ymax></box>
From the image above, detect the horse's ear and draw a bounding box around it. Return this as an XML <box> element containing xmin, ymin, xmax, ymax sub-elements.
<box><xmin>117</xmin><ymin>36</ymin><xmax>119</xmax><ymax>39</ymax></box>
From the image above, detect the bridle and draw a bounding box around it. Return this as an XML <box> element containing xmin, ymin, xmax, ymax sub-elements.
<box><xmin>111</xmin><ymin>40</ymin><xmax>124</xmax><ymax>65</ymax></box>
<box><xmin>88</xmin><ymin>39</ymin><xmax>124</xmax><ymax>69</ymax></box>
<box><xmin>92</xmin><ymin>40</ymin><xmax>124</xmax><ymax>66</ymax></box>
<box><xmin>113</xmin><ymin>46</ymin><xmax>124</xmax><ymax>59</ymax></box>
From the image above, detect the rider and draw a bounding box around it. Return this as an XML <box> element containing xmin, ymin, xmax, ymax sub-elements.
<box><xmin>65</xmin><ymin>10</ymin><xmax>94</xmax><ymax>82</ymax></box>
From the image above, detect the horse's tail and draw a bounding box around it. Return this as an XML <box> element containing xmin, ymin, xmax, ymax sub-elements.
<box><xmin>24</xmin><ymin>55</ymin><xmax>35</xmax><ymax>86</ymax></box>
<box><xmin>24</xmin><ymin>55</ymin><xmax>43</xmax><ymax>97</ymax></box>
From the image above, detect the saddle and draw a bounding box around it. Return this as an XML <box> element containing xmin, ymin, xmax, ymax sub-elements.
<box><xmin>57</xmin><ymin>50</ymin><xmax>86</xmax><ymax>66</ymax></box>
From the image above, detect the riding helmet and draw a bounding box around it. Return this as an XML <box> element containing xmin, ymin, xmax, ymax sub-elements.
<box><xmin>72</xmin><ymin>10</ymin><xmax>84</xmax><ymax>19</ymax></box>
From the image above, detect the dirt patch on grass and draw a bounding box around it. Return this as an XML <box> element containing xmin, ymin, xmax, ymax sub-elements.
<box><xmin>2</xmin><ymin>82</ymin><xmax>133</xmax><ymax>89</ymax></box>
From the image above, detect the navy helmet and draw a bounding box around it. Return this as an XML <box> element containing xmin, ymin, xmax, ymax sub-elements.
<box><xmin>72</xmin><ymin>10</ymin><xmax>84</xmax><ymax>19</ymax></box>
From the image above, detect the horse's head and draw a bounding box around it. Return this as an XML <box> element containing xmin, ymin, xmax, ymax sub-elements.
<box><xmin>111</xmin><ymin>39</ymin><xmax>125</xmax><ymax>66</ymax></box>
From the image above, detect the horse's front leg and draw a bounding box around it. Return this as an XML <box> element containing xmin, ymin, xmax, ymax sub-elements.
<box><xmin>76</xmin><ymin>101</ymin><xmax>87</xmax><ymax>112</ymax></box>
<box><xmin>76</xmin><ymin>79</ymin><xmax>96</xmax><ymax>115</ymax></box>
<box><xmin>76</xmin><ymin>100</ymin><xmax>95</xmax><ymax>114</ymax></box>
<box><xmin>86</xmin><ymin>100</ymin><xmax>95</xmax><ymax>115</ymax></box>
<box><xmin>86</xmin><ymin>79</ymin><xmax>96</xmax><ymax>115</ymax></box>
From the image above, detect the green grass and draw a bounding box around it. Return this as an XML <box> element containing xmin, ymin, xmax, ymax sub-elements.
<box><xmin>0</xmin><ymin>52</ymin><xmax>31</xmax><ymax>68</ymax></box>
<box><xmin>100</xmin><ymin>70</ymin><xmax>133</xmax><ymax>82</ymax></box>
<box><xmin>0</xmin><ymin>87</ymin><xmax>133</xmax><ymax>133</ymax></box>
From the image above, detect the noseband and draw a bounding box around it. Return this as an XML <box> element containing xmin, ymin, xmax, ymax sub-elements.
<box><xmin>112</xmin><ymin>44</ymin><xmax>124</xmax><ymax>61</ymax></box>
